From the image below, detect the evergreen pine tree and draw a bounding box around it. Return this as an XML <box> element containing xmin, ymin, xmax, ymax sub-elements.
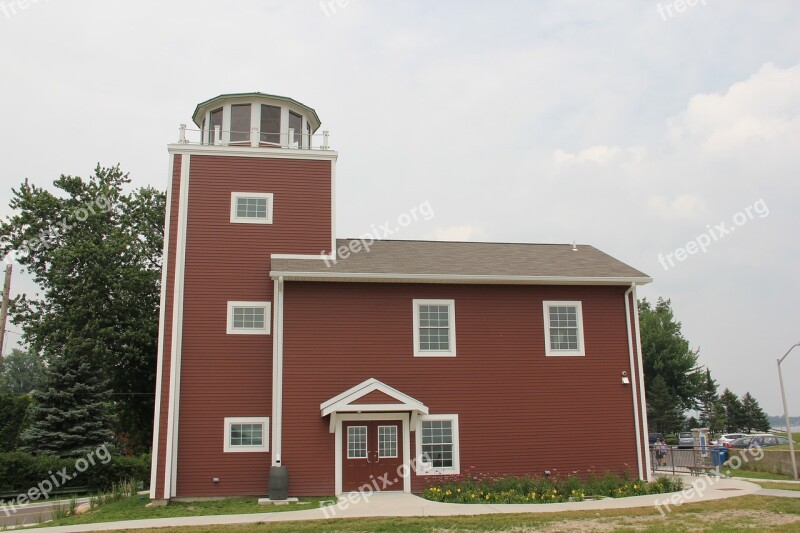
<box><xmin>708</xmin><ymin>401</ymin><xmax>727</xmax><ymax>434</ymax></box>
<box><xmin>21</xmin><ymin>348</ymin><xmax>115</xmax><ymax>457</ymax></box>
<box><xmin>698</xmin><ymin>369</ymin><xmax>718</xmax><ymax>428</ymax></box>
<box><xmin>646</xmin><ymin>374</ymin><xmax>686</xmax><ymax>434</ymax></box>
<box><xmin>719</xmin><ymin>388</ymin><xmax>745</xmax><ymax>432</ymax></box>
<box><xmin>741</xmin><ymin>392</ymin><xmax>771</xmax><ymax>433</ymax></box>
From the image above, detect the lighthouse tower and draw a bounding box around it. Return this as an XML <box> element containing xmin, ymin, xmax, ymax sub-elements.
<box><xmin>150</xmin><ymin>93</ymin><xmax>337</xmax><ymax>500</ymax></box>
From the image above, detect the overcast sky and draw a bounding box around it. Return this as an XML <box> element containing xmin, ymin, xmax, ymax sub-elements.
<box><xmin>1</xmin><ymin>1</ymin><xmax>798</xmax><ymax>416</ymax></box>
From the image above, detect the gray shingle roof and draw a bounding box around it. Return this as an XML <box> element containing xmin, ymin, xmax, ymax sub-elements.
<box><xmin>271</xmin><ymin>239</ymin><xmax>651</xmax><ymax>285</ymax></box>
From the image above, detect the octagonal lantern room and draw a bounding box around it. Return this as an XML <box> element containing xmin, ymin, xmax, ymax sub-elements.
<box><xmin>189</xmin><ymin>92</ymin><xmax>326</xmax><ymax>149</ymax></box>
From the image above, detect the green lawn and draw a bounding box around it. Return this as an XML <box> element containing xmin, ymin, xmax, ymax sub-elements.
<box><xmin>86</xmin><ymin>495</ymin><xmax>800</xmax><ymax>532</ymax></box>
<box><xmin>754</xmin><ymin>481</ymin><xmax>800</xmax><ymax>492</ymax></box>
<box><xmin>729</xmin><ymin>469</ymin><xmax>794</xmax><ymax>481</ymax></box>
<box><xmin>35</xmin><ymin>496</ymin><xmax>331</xmax><ymax>529</ymax></box>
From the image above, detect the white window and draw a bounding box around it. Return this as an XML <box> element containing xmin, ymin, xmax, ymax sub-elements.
<box><xmin>347</xmin><ymin>426</ymin><xmax>368</xmax><ymax>459</ymax></box>
<box><xmin>223</xmin><ymin>417</ymin><xmax>269</xmax><ymax>453</ymax></box>
<box><xmin>413</xmin><ymin>299</ymin><xmax>456</xmax><ymax>357</ymax></box>
<box><xmin>227</xmin><ymin>301</ymin><xmax>271</xmax><ymax>335</ymax></box>
<box><xmin>230</xmin><ymin>192</ymin><xmax>273</xmax><ymax>224</ymax></box>
<box><xmin>416</xmin><ymin>414</ymin><xmax>460</xmax><ymax>475</ymax></box>
<box><xmin>543</xmin><ymin>301</ymin><xmax>585</xmax><ymax>356</ymax></box>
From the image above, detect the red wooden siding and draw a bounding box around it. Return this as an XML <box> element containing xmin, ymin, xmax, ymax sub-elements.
<box><xmin>352</xmin><ymin>390</ymin><xmax>403</xmax><ymax>405</ymax></box>
<box><xmin>280</xmin><ymin>282</ymin><xmax>643</xmax><ymax>495</ymax></box>
<box><xmin>156</xmin><ymin>153</ymin><xmax>332</xmax><ymax>497</ymax></box>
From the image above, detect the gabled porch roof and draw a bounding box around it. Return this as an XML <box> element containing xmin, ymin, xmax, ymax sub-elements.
<box><xmin>320</xmin><ymin>378</ymin><xmax>429</xmax><ymax>418</ymax></box>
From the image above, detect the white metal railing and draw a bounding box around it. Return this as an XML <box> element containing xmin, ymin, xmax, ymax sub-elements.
<box><xmin>177</xmin><ymin>124</ymin><xmax>331</xmax><ymax>150</ymax></box>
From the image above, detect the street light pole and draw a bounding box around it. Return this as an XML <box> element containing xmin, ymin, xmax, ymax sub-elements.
<box><xmin>777</xmin><ymin>342</ymin><xmax>800</xmax><ymax>481</ymax></box>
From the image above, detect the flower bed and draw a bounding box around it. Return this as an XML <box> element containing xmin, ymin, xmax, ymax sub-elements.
<box><xmin>422</xmin><ymin>468</ymin><xmax>682</xmax><ymax>504</ymax></box>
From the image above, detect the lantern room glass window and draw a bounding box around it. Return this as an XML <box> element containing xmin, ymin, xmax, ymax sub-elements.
<box><xmin>209</xmin><ymin>107</ymin><xmax>223</xmax><ymax>144</ymax></box>
<box><xmin>289</xmin><ymin>111</ymin><xmax>302</xmax><ymax>147</ymax></box>
<box><xmin>260</xmin><ymin>104</ymin><xmax>281</xmax><ymax>144</ymax></box>
<box><xmin>230</xmin><ymin>104</ymin><xmax>251</xmax><ymax>143</ymax></box>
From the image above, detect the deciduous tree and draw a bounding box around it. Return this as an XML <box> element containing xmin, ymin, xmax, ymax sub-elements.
<box><xmin>0</xmin><ymin>165</ymin><xmax>164</xmax><ymax>453</ymax></box>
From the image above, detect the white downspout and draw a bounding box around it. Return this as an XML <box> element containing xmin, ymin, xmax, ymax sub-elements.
<box><xmin>625</xmin><ymin>284</ymin><xmax>644</xmax><ymax>480</ymax></box>
<box><xmin>271</xmin><ymin>276</ymin><xmax>285</xmax><ymax>466</ymax></box>
<box><xmin>632</xmin><ymin>284</ymin><xmax>652</xmax><ymax>480</ymax></box>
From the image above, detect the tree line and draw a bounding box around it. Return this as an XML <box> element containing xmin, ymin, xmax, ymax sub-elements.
<box><xmin>640</xmin><ymin>298</ymin><xmax>771</xmax><ymax>436</ymax></box>
<box><xmin>0</xmin><ymin>166</ymin><xmax>163</xmax><ymax>457</ymax></box>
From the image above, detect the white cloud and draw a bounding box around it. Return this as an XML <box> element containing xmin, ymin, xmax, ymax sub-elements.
<box><xmin>666</xmin><ymin>63</ymin><xmax>800</xmax><ymax>153</ymax></box>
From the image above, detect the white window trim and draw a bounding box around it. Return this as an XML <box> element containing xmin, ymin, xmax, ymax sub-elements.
<box><xmin>543</xmin><ymin>300</ymin><xmax>586</xmax><ymax>357</ymax></box>
<box><xmin>412</xmin><ymin>299</ymin><xmax>457</xmax><ymax>357</ymax></box>
<box><xmin>415</xmin><ymin>414</ymin><xmax>460</xmax><ymax>476</ymax></box>
<box><xmin>227</xmin><ymin>301</ymin><xmax>271</xmax><ymax>335</ymax></box>
<box><xmin>230</xmin><ymin>192</ymin><xmax>274</xmax><ymax>224</ymax></box>
<box><xmin>223</xmin><ymin>417</ymin><xmax>269</xmax><ymax>453</ymax></box>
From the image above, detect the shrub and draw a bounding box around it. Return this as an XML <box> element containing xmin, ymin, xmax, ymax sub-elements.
<box><xmin>0</xmin><ymin>451</ymin><xmax>149</xmax><ymax>497</ymax></box>
<box><xmin>422</xmin><ymin>469</ymin><xmax>682</xmax><ymax>504</ymax></box>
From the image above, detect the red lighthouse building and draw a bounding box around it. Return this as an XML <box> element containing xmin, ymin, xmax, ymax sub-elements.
<box><xmin>150</xmin><ymin>93</ymin><xmax>652</xmax><ymax>501</ymax></box>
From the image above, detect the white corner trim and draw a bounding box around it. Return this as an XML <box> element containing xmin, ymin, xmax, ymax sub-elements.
<box><xmin>624</xmin><ymin>286</ymin><xmax>644</xmax><ymax>481</ymax></box>
<box><xmin>412</xmin><ymin>299</ymin><xmax>457</xmax><ymax>357</ymax></box>
<box><xmin>230</xmin><ymin>192</ymin><xmax>274</xmax><ymax>224</ymax></box>
<box><xmin>226</xmin><ymin>301</ymin><xmax>272</xmax><ymax>335</ymax></box>
<box><xmin>333</xmin><ymin>413</ymin><xmax>411</xmax><ymax>496</ymax></box>
<box><xmin>149</xmin><ymin>152</ymin><xmax>175</xmax><ymax>499</ymax></box>
<box><xmin>542</xmin><ymin>300</ymin><xmax>586</xmax><ymax>357</ymax></box>
<box><xmin>164</xmin><ymin>153</ymin><xmax>191</xmax><ymax>499</ymax></box>
<box><xmin>223</xmin><ymin>417</ymin><xmax>270</xmax><ymax>453</ymax></box>
<box><xmin>330</xmin><ymin>158</ymin><xmax>336</xmax><ymax>256</ymax></box>
<box><xmin>632</xmin><ymin>284</ymin><xmax>652</xmax><ymax>481</ymax></box>
<box><xmin>415</xmin><ymin>414</ymin><xmax>460</xmax><ymax>476</ymax></box>
<box><xmin>271</xmin><ymin>277</ymin><xmax>284</xmax><ymax>466</ymax></box>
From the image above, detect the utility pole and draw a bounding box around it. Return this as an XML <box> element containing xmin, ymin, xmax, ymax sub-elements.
<box><xmin>777</xmin><ymin>342</ymin><xmax>800</xmax><ymax>481</ymax></box>
<box><xmin>0</xmin><ymin>264</ymin><xmax>11</xmax><ymax>360</ymax></box>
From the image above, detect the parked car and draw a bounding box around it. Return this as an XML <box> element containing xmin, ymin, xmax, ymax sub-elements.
<box><xmin>716</xmin><ymin>433</ymin><xmax>747</xmax><ymax>448</ymax></box>
<box><xmin>677</xmin><ymin>431</ymin><xmax>694</xmax><ymax>448</ymax></box>
<box><xmin>649</xmin><ymin>433</ymin><xmax>665</xmax><ymax>445</ymax></box>
<box><xmin>729</xmin><ymin>434</ymin><xmax>788</xmax><ymax>449</ymax></box>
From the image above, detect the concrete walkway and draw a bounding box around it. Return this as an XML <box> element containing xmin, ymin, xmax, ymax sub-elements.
<box><xmin>24</xmin><ymin>476</ymin><xmax>764</xmax><ymax>533</ymax></box>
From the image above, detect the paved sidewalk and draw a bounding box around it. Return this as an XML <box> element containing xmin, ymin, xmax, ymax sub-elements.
<box><xmin>27</xmin><ymin>476</ymin><xmax>761</xmax><ymax>533</ymax></box>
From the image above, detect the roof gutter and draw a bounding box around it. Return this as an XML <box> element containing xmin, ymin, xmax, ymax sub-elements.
<box><xmin>269</xmin><ymin>271</ymin><xmax>653</xmax><ymax>285</ymax></box>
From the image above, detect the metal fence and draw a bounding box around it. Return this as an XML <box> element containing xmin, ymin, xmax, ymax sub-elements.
<box><xmin>650</xmin><ymin>445</ymin><xmax>727</xmax><ymax>475</ymax></box>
